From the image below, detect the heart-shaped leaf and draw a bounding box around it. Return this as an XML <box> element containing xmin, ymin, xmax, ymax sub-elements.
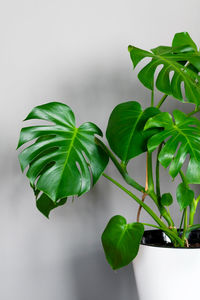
<box><xmin>128</xmin><ymin>32</ymin><xmax>200</xmax><ymax>105</ymax></box>
<box><xmin>106</xmin><ymin>101</ymin><xmax>160</xmax><ymax>164</ymax></box>
<box><xmin>176</xmin><ymin>183</ymin><xmax>194</xmax><ymax>210</ymax></box>
<box><xmin>17</xmin><ymin>102</ymin><xmax>109</xmax><ymax>202</ymax></box>
<box><xmin>101</xmin><ymin>215</ymin><xmax>144</xmax><ymax>270</ymax></box>
<box><xmin>144</xmin><ymin>110</ymin><xmax>200</xmax><ymax>184</ymax></box>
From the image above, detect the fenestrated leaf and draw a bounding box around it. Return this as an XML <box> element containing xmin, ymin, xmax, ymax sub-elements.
<box><xmin>172</xmin><ymin>32</ymin><xmax>200</xmax><ymax>73</ymax></box>
<box><xmin>161</xmin><ymin>193</ymin><xmax>173</xmax><ymax>206</ymax></box>
<box><xmin>128</xmin><ymin>32</ymin><xmax>200</xmax><ymax>105</ymax></box>
<box><xmin>106</xmin><ymin>101</ymin><xmax>160</xmax><ymax>164</ymax></box>
<box><xmin>176</xmin><ymin>183</ymin><xmax>194</xmax><ymax>210</ymax></box>
<box><xmin>17</xmin><ymin>102</ymin><xmax>109</xmax><ymax>202</ymax></box>
<box><xmin>36</xmin><ymin>193</ymin><xmax>67</xmax><ymax>218</ymax></box>
<box><xmin>144</xmin><ymin>110</ymin><xmax>200</xmax><ymax>183</ymax></box>
<box><xmin>172</xmin><ymin>32</ymin><xmax>198</xmax><ymax>53</ymax></box>
<box><xmin>101</xmin><ymin>215</ymin><xmax>144</xmax><ymax>270</ymax></box>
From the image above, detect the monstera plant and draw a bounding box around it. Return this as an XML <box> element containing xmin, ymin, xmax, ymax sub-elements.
<box><xmin>17</xmin><ymin>32</ymin><xmax>200</xmax><ymax>270</ymax></box>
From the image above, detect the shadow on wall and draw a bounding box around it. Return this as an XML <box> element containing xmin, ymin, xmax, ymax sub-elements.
<box><xmin>3</xmin><ymin>63</ymin><xmax>200</xmax><ymax>300</ymax></box>
<box><xmin>70</xmin><ymin>248</ymin><xmax>139</xmax><ymax>300</ymax></box>
<box><xmin>57</xmin><ymin>65</ymin><xmax>147</xmax><ymax>130</ymax></box>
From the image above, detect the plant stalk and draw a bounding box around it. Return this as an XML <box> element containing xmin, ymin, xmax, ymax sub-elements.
<box><xmin>187</xmin><ymin>106</ymin><xmax>200</xmax><ymax>117</ymax></box>
<box><xmin>103</xmin><ymin>172</ymin><xmax>184</xmax><ymax>247</ymax></box>
<box><xmin>96</xmin><ymin>137</ymin><xmax>174</xmax><ymax>227</ymax></box>
<box><xmin>189</xmin><ymin>197</ymin><xmax>200</xmax><ymax>226</ymax></box>
<box><xmin>181</xmin><ymin>208</ymin><xmax>188</xmax><ymax>245</ymax></box>
<box><xmin>156</xmin><ymin>143</ymin><xmax>162</xmax><ymax>200</ymax></box>
<box><xmin>141</xmin><ymin>223</ymin><xmax>161</xmax><ymax>229</ymax></box>
<box><xmin>137</xmin><ymin>153</ymin><xmax>148</xmax><ymax>222</ymax></box>
<box><xmin>147</xmin><ymin>152</ymin><xmax>154</xmax><ymax>193</ymax></box>
<box><xmin>151</xmin><ymin>87</ymin><xmax>154</xmax><ymax>107</ymax></box>
<box><xmin>178</xmin><ymin>210</ymin><xmax>185</xmax><ymax>235</ymax></box>
<box><xmin>156</xmin><ymin>94</ymin><xmax>168</xmax><ymax>109</ymax></box>
<box><xmin>179</xmin><ymin>170</ymin><xmax>189</xmax><ymax>188</ymax></box>
<box><xmin>95</xmin><ymin>137</ymin><xmax>145</xmax><ymax>193</ymax></box>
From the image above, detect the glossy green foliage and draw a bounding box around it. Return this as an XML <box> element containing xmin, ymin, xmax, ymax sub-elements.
<box><xmin>101</xmin><ymin>215</ymin><xmax>144</xmax><ymax>269</ymax></box>
<box><xmin>17</xmin><ymin>32</ymin><xmax>200</xmax><ymax>264</ymax></box>
<box><xmin>176</xmin><ymin>183</ymin><xmax>194</xmax><ymax>211</ymax></box>
<box><xmin>36</xmin><ymin>193</ymin><xmax>67</xmax><ymax>218</ymax></box>
<box><xmin>161</xmin><ymin>193</ymin><xmax>173</xmax><ymax>206</ymax></box>
<box><xmin>128</xmin><ymin>32</ymin><xmax>200</xmax><ymax>105</ymax></box>
<box><xmin>145</xmin><ymin>110</ymin><xmax>200</xmax><ymax>183</ymax></box>
<box><xmin>172</xmin><ymin>32</ymin><xmax>198</xmax><ymax>53</ymax></box>
<box><xmin>106</xmin><ymin>101</ymin><xmax>160</xmax><ymax>164</ymax></box>
<box><xmin>31</xmin><ymin>183</ymin><xmax>67</xmax><ymax>217</ymax></box>
<box><xmin>17</xmin><ymin>102</ymin><xmax>109</xmax><ymax>203</ymax></box>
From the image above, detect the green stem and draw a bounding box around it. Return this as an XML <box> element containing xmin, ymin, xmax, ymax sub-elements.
<box><xmin>178</xmin><ymin>210</ymin><xmax>185</xmax><ymax>234</ymax></box>
<box><xmin>96</xmin><ymin>137</ymin><xmax>173</xmax><ymax>227</ymax></box>
<box><xmin>150</xmin><ymin>143</ymin><xmax>174</xmax><ymax>227</ymax></box>
<box><xmin>182</xmin><ymin>208</ymin><xmax>188</xmax><ymax>243</ymax></box>
<box><xmin>141</xmin><ymin>223</ymin><xmax>161</xmax><ymax>229</ymax></box>
<box><xmin>186</xmin><ymin>224</ymin><xmax>200</xmax><ymax>238</ymax></box>
<box><xmin>147</xmin><ymin>152</ymin><xmax>154</xmax><ymax>193</ymax></box>
<box><xmin>179</xmin><ymin>170</ymin><xmax>189</xmax><ymax>244</ymax></box>
<box><xmin>95</xmin><ymin>137</ymin><xmax>145</xmax><ymax>193</ymax></box>
<box><xmin>103</xmin><ymin>172</ymin><xmax>184</xmax><ymax>247</ymax></box>
<box><xmin>151</xmin><ymin>88</ymin><xmax>154</xmax><ymax>107</ymax></box>
<box><xmin>156</xmin><ymin>144</ymin><xmax>162</xmax><ymax>200</ymax></box>
<box><xmin>189</xmin><ymin>195</ymin><xmax>200</xmax><ymax>226</ymax></box>
<box><xmin>181</xmin><ymin>195</ymin><xmax>200</xmax><ymax>236</ymax></box>
<box><xmin>103</xmin><ymin>173</ymin><xmax>165</xmax><ymax>227</ymax></box>
<box><xmin>149</xmin><ymin>190</ymin><xmax>174</xmax><ymax>227</ymax></box>
<box><xmin>187</xmin><ymin>107</ymin><xmax>200</xmax><ymax>117</ymax></box>
<box><xmin>189</xmin><ymin>199</ymin><xmax>196</xmax><ymax>226</ymax></box>
<box><xmin>179</xmin><ymin>170</ymin><xmax>189</xmax><ymax>188</ymax></box>
<box><xmin>196</xmin><ymin>194</ymin><xmax>200</xmax><ymax>203</ymax></box>
<box><xmin>156</xmin><ymin>94</ymin><xmax>168</xmax><ymax>109</ymax></box>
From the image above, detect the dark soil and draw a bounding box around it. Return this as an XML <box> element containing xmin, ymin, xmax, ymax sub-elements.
<box><xmin>146</xmin><ymin>242</ymin><xmax>200</xmax><ymax>248</ymax></box>
<box><xmin>142</xmin><ymin>230</ymin><xmax>200</xmax><ymax>248</ymax></box>
<box><xmin>189</xmin><ymin>243</ymin><xmax>200</xmax><ymax>248</ymax></box>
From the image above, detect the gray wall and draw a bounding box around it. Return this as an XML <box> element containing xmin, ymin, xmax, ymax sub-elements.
<box><xmin>1</xmin><ymin>1</ymin><xmax>200</xmax><ymax>299</ymax></box>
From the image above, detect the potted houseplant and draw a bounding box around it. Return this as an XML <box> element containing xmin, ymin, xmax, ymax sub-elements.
<box><xmin>17</xmin><ymin>32</ymin><xmax>200</xmax><ymax>300</ymax></box>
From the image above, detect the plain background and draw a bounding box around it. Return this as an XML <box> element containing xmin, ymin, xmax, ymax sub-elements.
<box><xmin>1</xmin><ymin>1</ymin><xmax>200</xmax><ymax>299</ymax></box>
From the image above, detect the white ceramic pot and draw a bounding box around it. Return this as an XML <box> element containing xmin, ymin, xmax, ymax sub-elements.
<box><xmin>133</xmin><ymin>230</ymin><xmax>200</xmax><ymax>300</ymax></box>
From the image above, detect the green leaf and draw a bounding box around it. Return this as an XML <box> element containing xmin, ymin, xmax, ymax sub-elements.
<box><xmin>128</xmin><ymin>32</ymin><xmax>200</xmax><ymax>105</ymax></box>
<box><xmin>144</xmin><ymin>110</ymin><xmax>200</xmax><ymax>184</ymax></box>
<box><xmin>106</xmin><ymin>101</ymin><xmax>160</xmax><ymax>164</ymax></box>
<box><xmin>161</xmin><ymin>193</ymin><xmax>173</xmax><ymax>206</ymax></box>
<box><xmin>151</xmin><ymin>46</ymin><xmax>172</xmax><ymax>55</ymax></box>
<box><xmin>176</xmin><ymin>183</ymin><xmax>194</xmax><ymax>210</ymax></box>
<box><xmin>172</xmin><ymin>32</ymin><xmax>200</xmax><ymax>72</ymax></box>
<box><xmin>172</xmin><ymin>32</ymin><xmax>197</xmax><ymax>53</ymax></box>
<box><xmin>36</xmin><ymin>193</ymin><xmax>67</xmax><ymax>218</ymax></box>
<box><xmin>101</xmin><ymin>215</ymin><xmax>144</xmax><ymax>270</ymax></box>
<box><xmin>17</xmin><ymin>102</ymin><xmax>109</xmax><ymax>202</ymax></box>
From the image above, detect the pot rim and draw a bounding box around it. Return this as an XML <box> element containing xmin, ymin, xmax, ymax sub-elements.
<box><xmin>141</xmin><ymin>229</ymin><xmax>200</xmax><ymax>249</ymax></box>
